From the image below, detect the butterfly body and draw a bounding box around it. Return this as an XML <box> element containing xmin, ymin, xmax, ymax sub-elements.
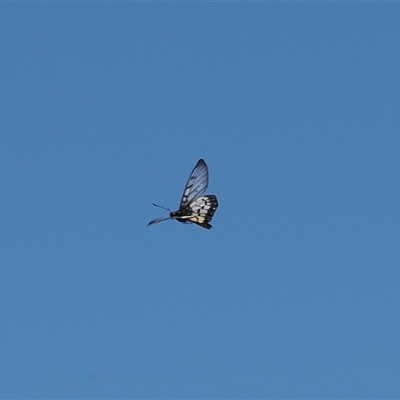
<box><xmin>148</xmin><ymin>159</ymin><xmax>218</xmax><ymax>229</ymax></box>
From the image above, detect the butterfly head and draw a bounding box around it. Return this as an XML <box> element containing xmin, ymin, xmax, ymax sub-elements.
<box><xmin>170</xmin><ymin>210</ymin><xmax>184</xmax><ymax>218</ymax></box>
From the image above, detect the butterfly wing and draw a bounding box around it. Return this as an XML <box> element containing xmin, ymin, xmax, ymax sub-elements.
<box><xmin>179</xmin><ymin>159</ymin><xmax>209</xmax><ymax>208</ymax></box>
<box><xmin>147</xmin><ymin>216</ymin><xmax>171</xmax><ymax>226</ymax></box>
<box><xmin>178</xmin><ymin>195</ymin><xmax>218</xmax><ymax>229</ymax></box>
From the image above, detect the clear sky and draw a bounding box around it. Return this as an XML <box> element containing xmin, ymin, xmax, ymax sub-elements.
<box><xmin>1</xmin><ymin>2</ymin><xmax>400</xmax><ymax>398</ymax></box>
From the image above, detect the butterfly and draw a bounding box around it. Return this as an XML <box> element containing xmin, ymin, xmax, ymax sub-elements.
<box><xmin>148</xmin><ymin>159</ymin><xmax>218</xmax><ymax>229</ymax></box>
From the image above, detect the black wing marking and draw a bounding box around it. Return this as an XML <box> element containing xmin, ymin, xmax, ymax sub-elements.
<box><xmin>179</xmin><ymin>159</ymin><xmax>209</xmax><ymax>208</ymax></box>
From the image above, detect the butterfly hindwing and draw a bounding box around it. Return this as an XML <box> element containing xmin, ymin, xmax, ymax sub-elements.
<box><xmin>178</xmin><ymin>195</ymin><xmax>218</xmax><ymax>229</ymax></box>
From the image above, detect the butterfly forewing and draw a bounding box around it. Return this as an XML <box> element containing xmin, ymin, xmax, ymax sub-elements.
<box><xmin>180</xmin><ymin>159</ymin><xmax>209</xmax><ymax>208</ymax></box>
<box><xmin>147</xmin><ymin>216</ymin><xmax>171</xmax><ymax>226</ymax></box>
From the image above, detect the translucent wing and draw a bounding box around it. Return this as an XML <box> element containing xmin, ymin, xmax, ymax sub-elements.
<box><xmin>147</xmin><ymin>216</ymin><xmax>171</xmax><ymax>226</ymax></box>
<box><xmin>179</xmin><ymin>159</ymin><xmax>209</xmax><ymax>208</ymax></box>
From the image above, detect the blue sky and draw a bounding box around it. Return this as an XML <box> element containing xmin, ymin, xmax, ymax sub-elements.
<box><xmin>1</xmin><ymin>3</ymin><xmax>400</xmax><ymax>398</ymax></box>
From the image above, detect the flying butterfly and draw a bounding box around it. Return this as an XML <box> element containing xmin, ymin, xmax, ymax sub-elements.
<box><xmin>148</xmin><ymin>159</ymin><xmax>218</xmax><ymax>229</ymax></box>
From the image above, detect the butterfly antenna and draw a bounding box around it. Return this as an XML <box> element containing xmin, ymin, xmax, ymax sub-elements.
<box><xmin>152</xmin><ymin>203</ymin><xmax>171</xmax><ymax>212</ymax></box>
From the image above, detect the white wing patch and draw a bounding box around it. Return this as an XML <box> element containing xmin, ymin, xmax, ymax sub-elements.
<box><xmin>189</xmin><ymin>196</ymin><xmax>214</xmax><ymax>213</ymax></box>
